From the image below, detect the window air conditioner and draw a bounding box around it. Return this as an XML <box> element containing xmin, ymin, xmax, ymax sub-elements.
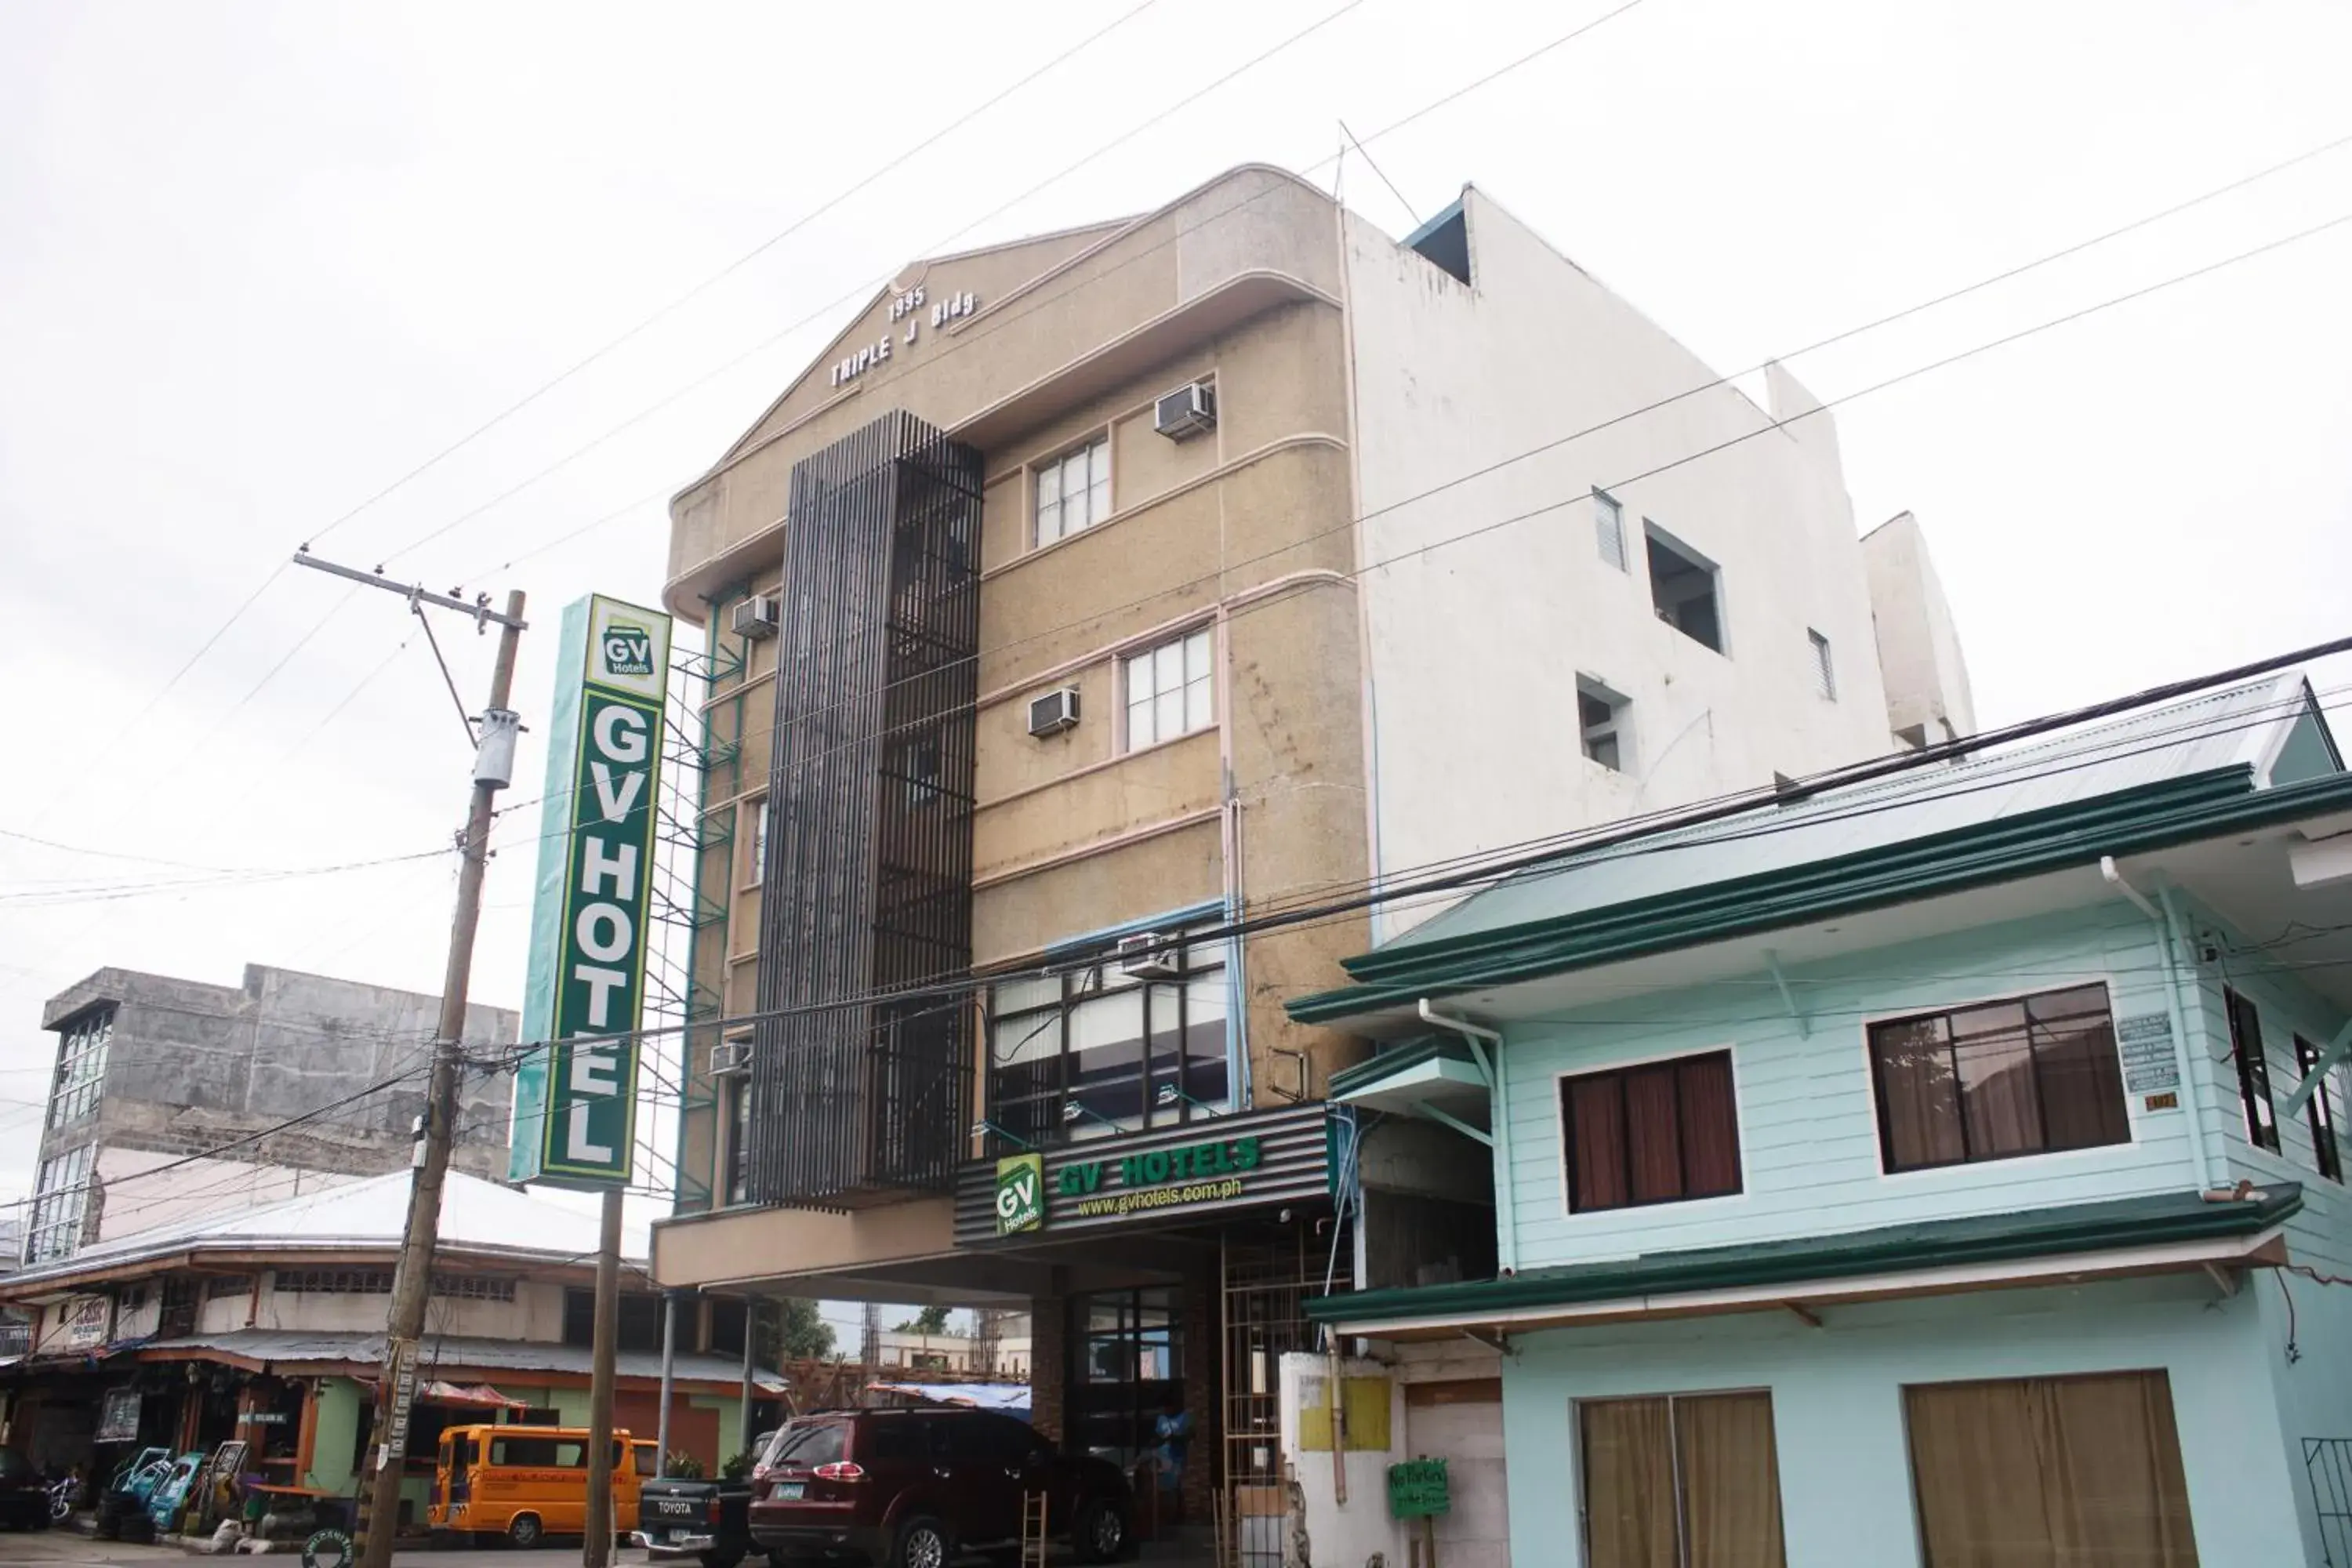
<box><xmin>732</xmin><ymin>595</ymin><xmax>780</xmax><ymax>641</ymax></box>
<box><xmin>1116</xmin><ymin>932</ymin><xmax>1181</xmax><ymax>982</ymax></box>
<box><xmin>709</xmin><ymin>1040</ymin><xmax>750</xmax><ymax>1076</ymax></box>
<box><xmin>1153</xmin><ymin>381</ymin><xmax>1217</xmax><ymax>441</ymax></box>
<box><xmin>1027</xmin><ymin>687</ymin><xmax>1080</xmax><ymax>738</ymax></box>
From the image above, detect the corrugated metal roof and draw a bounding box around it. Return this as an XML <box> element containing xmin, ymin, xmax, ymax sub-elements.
<box><xmin>9</xmin><ymin>1171</ymin><xmax>650</xmax><ymax>1290</ymax></box>
<box><xmin>144</xmin><ymin>1327</ymin><xmax>784</xmax><ymax>1390</ymax></box>
<box><xmin>1384</xmin><ymin>675</ymin><xmax>2328</xmax><ymax>954</ymax></box>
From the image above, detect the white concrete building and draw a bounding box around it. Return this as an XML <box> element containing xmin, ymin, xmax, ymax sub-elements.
<box><xmin>1344</xmin><ymin>187</ymin><xmax>1968</xmax><ymax>935</ymax></box>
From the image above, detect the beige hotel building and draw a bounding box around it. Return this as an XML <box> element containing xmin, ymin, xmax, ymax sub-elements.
<box><xmin>648</xmin><ymin>162</ymin><xmax>1973</xmax><ymax>1517</ymax></box>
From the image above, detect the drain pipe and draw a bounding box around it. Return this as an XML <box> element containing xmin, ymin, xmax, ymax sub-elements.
<box><xmin>1419</xmin><ymin>1001</ymin><xmax>1516</xmax><ymax>1275</ymax></box>
<box><xmin>2101</xmin><ymin>857</ymin><xmax>2213</xmax><ymax>1191</ymax></box>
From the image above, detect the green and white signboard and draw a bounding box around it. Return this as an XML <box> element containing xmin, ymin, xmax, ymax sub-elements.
<box><xmin>508</xmin><ymin>594</ymin><xmax>672</xmax><ymax>1189</ymax></box>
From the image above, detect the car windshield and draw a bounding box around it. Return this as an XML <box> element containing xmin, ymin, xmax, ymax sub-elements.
<box><xmin>769</xmin><ymin>1422</ymin><xmax>846</xmax><ymax>1469</ymax></box>
<box><xmin>0</xmin><ymin>1449</ymin><xmax>31</xmax><ymax>1479</ymax></box>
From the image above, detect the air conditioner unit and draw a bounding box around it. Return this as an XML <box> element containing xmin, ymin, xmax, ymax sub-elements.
<box><xmin>1027</xmin><ymin>687</ymin><xmax>1080</xmax><ymax>738</ymax></box>
<box><xmin>1153</xmin><ymin>381</ymin><xmax>1217</xmax><ymax>441</ymax></box>
<box><xmin>731</xmin><ymin>595</ymin><xmax>780</xmax><ymax>641</ymax></box>
<box><xmin>1116</xmin><ymin>932</ymin><xmax>1181</xmax><ymax>982</ymax></box>
<box><xmin>709</xmin><ymin>1040</ymin><xmax>750</xmax><ymax>1076</ymax></box>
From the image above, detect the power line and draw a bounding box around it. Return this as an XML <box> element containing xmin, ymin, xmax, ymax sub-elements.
<box><xmin>601</xmin><ymin>158</ymin><xmax>2352</xmax><ymax>793</ymax></box>
<box><xmin>298</xmin><ymin>0</ymin><xmax>1165</xmax><ymax>557</ymax></box>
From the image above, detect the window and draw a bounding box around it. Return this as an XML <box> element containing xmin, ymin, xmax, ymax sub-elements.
<box><xmin>2296</xmin><ymin>1034</ymin><xmax>2340</xmax><ymax>1181</ymax></box>
<box><xmin>1870</xmin><ymin>984</ymin><xmax>2129</xmax><ymax>1173</ymax></box>
<box><xmin>1123</xmin><ymin>629</ymin><xmax>1213</xmax><ymax>750</ymax></box>
<box><xmin>1904</xmin><ymin>1373</ymin><xmax>2194</xmax><ymax>1566</ymax></box>
<box><xmin>1594</xmin><ymin>489</ymin><xmax>1628</xmax><ymax>572</ymax></box>
<box><xmin>1577</xmin><ymin>678</ymin><xmax>1628</xmax><ymax>773</ymax></box>
<box><xmin>26</xmin><ymin>1143</ymin><xmax>94</xmax><ymax>1264</ymax></box>
<box><xmin>1559</xmin><ymin>1051</ymin><xmax>1741</xmax><ymax>1212</ymax></box>
<box><xmin>1808</xmin><ymin>629</ymin><xmax>1835</xmax><ymax>700</ymax></box>
<box><xmin>564</xmin><ymin>1288</ymin><xmax>663</xmax><ymax>1352</ymax></box>
<box><xmin>1036</xmin><ymin>437</ymin><xmax>1111</xmax><ymax>545</ymax></box>
<box><xmin>987</xmin><ymin>935</ymin><xmax>1229</xmax><ymax>1148</ymax></box>
<box><xmin>724</xmin><ymin>1073</ymin><xmax>753</xmax><ymax>1205</ymax></box>
<box><xmin>744</xmin><ymin>797</ymin><xmax>768</xmax><ymax>887</ymax></box>
<box><xmin>205</xmin><ymin>1275</ymin><xmax>256</xmax><ymax>1301</ymax></box>
<box><xmin>48</xmin><ymin>1007</ymin><xmax>114</xmax><ymax>1129</ymax></box>
<box><xmin>1645</xmin><ymin>524</ymin><xmax>1724</xmax><ymax>652</ymax></box>
<box><xmin>2224</xmin><ymin>988</ymin><xmax>2280</xmax><ymax>1152</ymax></box>
<box><xmin>431</xmin><ymin>1275</ymin><xmax>517</xmax><ymax>1302</ymax></box>
<box><xmin>770</xmin><ymin>1421</ymin><xmax>848</xmax><ymax>1469</ymax></box>
<box><xmin>1580</xmin><ymin>1392</ymin><xmax>1785</xmax><ymax>1566</ymax></box>
<box><xmin>489</xmin><ymin>1436</ymin><xmax>589</xmax><ymax>1468</ymax></box>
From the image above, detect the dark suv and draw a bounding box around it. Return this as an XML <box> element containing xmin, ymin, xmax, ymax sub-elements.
<box><xmin>747</xmin><ymin>1407</ymin><xmax>1131</xmax><ymax>1567</ymax></box>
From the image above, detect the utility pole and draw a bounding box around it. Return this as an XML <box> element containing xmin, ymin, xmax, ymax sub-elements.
<box><xmin>583</xmin><ymin>1187</ymin><xmax>624</xmax><ymax>1568</ymax></box>
<box><xmin>293</xmin><ymin>554</ymin><xmax>528</xmax><ymax>1568</ymax></box>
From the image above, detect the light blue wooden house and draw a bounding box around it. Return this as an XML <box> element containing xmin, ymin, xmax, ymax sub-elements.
<box><xmin>1295</xmin><ymin>675</ymin><xmax>2352</xmax><ymax>1566</ymax></box>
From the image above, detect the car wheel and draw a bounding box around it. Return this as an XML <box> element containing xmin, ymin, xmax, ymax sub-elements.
<box><xmin>506</xmin><ymin>1512</ymin><xmax>545</xmax><ymax>1548</ymax></box>
<box><xmin>1072</xmin><ymin>1497</ymin><xmax>1128</xmax><ymax>1563</ymax></box>
<box><xmin>891</xmin><ymin>1513</ymin><xmax>954</xmax><ymax>1568</ymax></box>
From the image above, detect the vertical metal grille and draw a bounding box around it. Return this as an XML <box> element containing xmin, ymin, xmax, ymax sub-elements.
<box><xmin>1221</xmin><ymin>1221</ymin><xmax>1349</xmax><ymax>1489</ymax></box>
<box><xmin>2310</xmin><ymin>1438</ymin><xmax>2352</xmax><ymax>1565</ymax></box>
<box><xmin>747</xmin><ymin>410</ymin><xmax>982</xmax><ymax>1207</ymax></box>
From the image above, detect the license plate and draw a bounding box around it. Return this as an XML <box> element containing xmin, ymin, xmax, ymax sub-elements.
<box><xmin>776</xmin><ymin>1483</ymin><xmax>804</xmax><ymax>1501</ymax></box>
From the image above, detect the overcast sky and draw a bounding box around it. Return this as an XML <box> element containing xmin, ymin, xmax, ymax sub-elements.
<box><xmin>2</xmin><ymin>0</ymin><xmax>2349</xmax><ymax>1225</ymax></box>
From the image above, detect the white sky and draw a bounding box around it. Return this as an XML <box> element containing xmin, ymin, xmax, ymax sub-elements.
<box><xmin>2</xmin><ymin>0</ymin><xmax>2350</xmax><ymax>1231</ymax></box>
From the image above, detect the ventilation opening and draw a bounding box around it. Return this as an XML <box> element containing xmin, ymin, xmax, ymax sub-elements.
<box><xmin>1578</xmin><ymin>676</ymin><xmax>1629</xmax><ymax>773</ymax></box>
<box><xmin>1646</xmin><ymin>525</ymin><xmax>1724</xmax><ymax>653</ymax></box>
<box><xmin>1403</xmin><ymin>202</ymin><xmax>1470</xmax><ymax>285</ymax></box>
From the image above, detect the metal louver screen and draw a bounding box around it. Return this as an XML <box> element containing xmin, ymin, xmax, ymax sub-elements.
<box><xmin>747</xmin><ymin>410</ymin><xmax>982</xmax><ymax>1207</ymax></box>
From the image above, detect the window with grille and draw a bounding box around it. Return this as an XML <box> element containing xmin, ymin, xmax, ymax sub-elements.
<box><xmin>278</xmin><ymin>1269</ymin><xmax>393</xmax><ymax>1294</ymax></box>
<box><xmin>988</xmin><ymin>935</ymin><xmax>1230</xmax><ymax>1149</ymax></box>
<box><xmin>48</xmin><ymin>1007</ymin><xmax>114</xmax><ymax>1129</ymax></box>
<box><xmin>724</xmin><ymin>1073</ymin><xmax>752</xmax><ymax>1205</ymax></box>
<box><xmin>1869</xmin><ymin>984</ymin><xmax>2129</xmax><ymax>1172</ymax></box>
<box><xmin>2296</xmin><ymin>1033</ymin><xmax>2340</xmax><ymax>1180</ymax></box>
<box><xmin>1123</xmin><ymin>629</ymin><xmax>1214</xmax><ymax>750</ymax></box>
<box><xmin>1594</xmin><ymin>489</ymin><xmax>1628</xmax><ymax>572</ymax></box>
<box><xmin>2225</xmin><ymin>987</ymin><xmax>2281</xmax><ymax>1152</ymax></box>
<box><xmin>745</xmin><ymin>797</ymin><xmax>768</xmax><ymax>887</ymax></box>
<box><xmin>206</xmin><ymin>1275</ymin><xmax>256</xmax><ymax>1301</ymax></box>
<box><xmin>25</xmin><ymin>1144</ymin><xmax>94</xmax><ymax>1264</ymax></box>
<box><xmin>433</xmin><ymin>1275</ymin><xmax>518</xmax><ymax>1302</ymax></box>
<box><xmin>1808</xmin><ymin>629</ymin><xmax>1836</xmax><ymax>700</ymax></box>
<box><xmin>1559</xmin><ymin>1051</ymin><xmax>1741</xmax><ymax>1212</ymax></box>
<box><xmin>1036</xmin><ymin>437</ymin><xmax>1111</xmax><ymax>545</ymax></box>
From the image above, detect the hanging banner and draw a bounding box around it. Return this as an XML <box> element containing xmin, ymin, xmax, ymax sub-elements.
<box><xmin>508</xmin><ymin>594</ymin><xmax>672</xmax><ymax>1189</ymax></box>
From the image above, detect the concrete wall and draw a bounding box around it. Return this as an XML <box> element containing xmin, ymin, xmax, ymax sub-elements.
<box><xmin>91</xmin><ymin>1147</ymin><xmax>362</xmax><ymax>1243</ymax></box>
<box><xmin>1496</xmin><ymin>902</ymin><xmax>2219</xmax><ymax>1272</ymax></box>
<box><xmin>38</xmin><ymin>964</ymin><xmax>518</xmax><ymax>1234</ymax></box>
<box><xmin>1861</xmin><ymin>510</ymin><xmax>1976</xmax><ymax>743</ymax></box>
<box><xmin>1499</xmin><ymin>1275</ymin><xmax>2307</xmax><ymax>1567</ymax></box>
<box><xmin>1343</xmin><ymin>191</ymin><xmax>1911</xmax><ymax>940</ymax></box>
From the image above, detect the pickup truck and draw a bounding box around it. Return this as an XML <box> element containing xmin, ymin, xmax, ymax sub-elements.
<box><xmin>636</xmin><ymin>1475</ymin><xmax>760</xmax><ymax>1567</ymax></box>
<box><xmin>637</xmin><ymin>1432</ymin><xmax>775</xmax><ymax>1568</ymax></box>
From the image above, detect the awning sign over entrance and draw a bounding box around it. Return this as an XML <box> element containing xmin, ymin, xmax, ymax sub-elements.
<box><xmin>956</xmin><ymin>1103</ymin><xmax>1334</xmax><ymax>1247</ymax></box>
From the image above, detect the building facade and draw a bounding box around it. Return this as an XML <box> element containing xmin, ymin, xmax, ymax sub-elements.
<box><xmin>0</xmin><ymin>1172</ymin><xmax>781</xmax><ymax>1529</ymax></box>
<box><xmin>648</xmin><ymin>163</ymin><xmax>1972</xmax><ymax>1517</ymax></box>
<box><xmin>1301</xmin><ymin>677</ymin><xmax>2352</xmax><ymax>1566</ymax></box>
<box><xmin>27</xmin><ymin>964</ymin><xmax>518</xmax><ymax>1267</ymax></box>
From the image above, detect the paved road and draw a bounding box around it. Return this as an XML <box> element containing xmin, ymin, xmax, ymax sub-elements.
<box><xmin>0</xmin><ymin>1531</ymin><xmax>661</xmax><ymax>1566</ymax></box>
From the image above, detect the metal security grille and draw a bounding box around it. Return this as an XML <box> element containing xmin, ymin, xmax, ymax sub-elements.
<box><xmin>2309</xmin><ymin>1438</ymin><xmax>2352</xmax><ymax>1564</ymax></box>
<box><xmin>748</xmin><ymin>410</ymin><xmax>982</xmax><ymax>1207</ymax></box>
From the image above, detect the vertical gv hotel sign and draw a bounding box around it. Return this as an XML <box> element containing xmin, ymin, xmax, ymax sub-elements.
<box><xmin>509</xmin><ymin>594</ymin><xmax>672</xmax><ymax>1189</ymax></box>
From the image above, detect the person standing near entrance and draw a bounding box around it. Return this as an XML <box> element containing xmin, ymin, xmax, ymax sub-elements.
<box><xmin>1151</xmin><ymin>1388</ymin><xmax>1194</xmax><ymax>1518</ymax></box>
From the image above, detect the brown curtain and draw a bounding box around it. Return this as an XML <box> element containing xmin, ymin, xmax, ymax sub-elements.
<box><xmin>1952</xmin><ymin>1004</ymin><xmax>2042</xmax><ymax>1158</ymax></box>
<box><xmin>1873</xmin><ymin>1019</ymin><xmax>1966</xmax><ymax>1167</ymax></box>
<box><xmin>1624</xmin><ymin>1066</ymin><xmax>1684</xmax><ymax>1203</ymax></box>
<box><xmin>2030</xmin><ymin>990</ymin><xmax>2130</xmax><ymax>1151</ymax></box>
<box><xmin>1676</xmin><ymin>1392</ymin><xmax>1787</xmax><ymax>1568</ymax></box>
<box><xmin>1569</xmin><ymin>1078</ymin><xmax>1628</xmax><ymax>1210</ymax></box>
<box><xmin>1581</xmin><ymin>1399</ymin><xmax>1677</xmax><ymax>1568</ymax></box>
<box><xmin>1905</xmin><ymin>1372</ymin><xmax>2198</xmax><ymax>1566</ymax></box>
<box><xmin>1678</xmin><ymin>1055</ymin><xmax>1743</xmax><ymax>1196</ymax></box>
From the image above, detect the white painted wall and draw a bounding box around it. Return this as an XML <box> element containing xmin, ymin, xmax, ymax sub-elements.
<box><xmin>1344</xmin><ymin>190</ymin><xmax>1927</xmax><ymax>936</ymax></box>
<box><xmin>1862</xmin><ymin>510</ymin><xmax>1976</xmax><ymax>742</ymax></box>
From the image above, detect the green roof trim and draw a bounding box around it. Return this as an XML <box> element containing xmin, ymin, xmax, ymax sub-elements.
<box><xmin>1327</xmin><ymin>1036</ymin><xmax>1474</xmax><ymax>1100</ymax></box>
<box><xmin>1308</xmin><ymin>1184</ymin><xmax>2303</xmax><ymax>1326</ymax></box>
<box><xmin>1290</xmin><ymin>768</ymin><xmax>2352</xmax><ymax>1025</ymax></box>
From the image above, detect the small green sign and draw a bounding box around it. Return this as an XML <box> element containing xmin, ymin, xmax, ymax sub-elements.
<box><xmin>996</xmin><ymin>1153</ymin><xmax>1044</xmax><ymax>1235</ymax></box>
<box><xmin>1388</xmin><ymin>1457</ymin><xmax>1450</xmax><ymax>1519</ymax></box>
